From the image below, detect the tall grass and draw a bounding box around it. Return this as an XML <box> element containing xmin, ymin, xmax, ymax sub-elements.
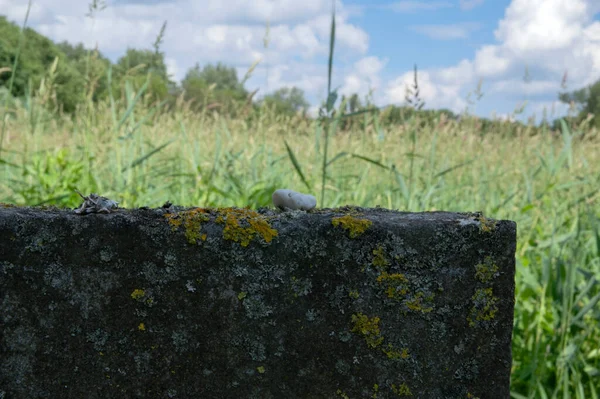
<box><xmin>0</xmin><ymin>3</ymin><xmax>599</xmax><ymax>398</ymax></box>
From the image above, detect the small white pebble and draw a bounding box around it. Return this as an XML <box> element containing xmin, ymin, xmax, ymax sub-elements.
<box><xmin>272</xmin><ymin>189</ymin><xmax>317</xmax><ymax>211</ymax></box>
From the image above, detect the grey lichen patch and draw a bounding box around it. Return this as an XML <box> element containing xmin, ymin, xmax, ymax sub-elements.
<box><xmin>99</xmin><ymin>247</ymin><xmax>115</xmax><ymax>262</ymax></box>
<box><xmin>290</xmin><ymin>276</ymin><xmax>312</xmax><ymax>297</ymax></box>
<box><xmin>86</xmin><ymin>328</ymin><xmax>109</xmax><ymax>352</ymax></box>
<box><xmin>242</xmin><ymin>295</ymin><xmax>274</xmax><ymax>319</ymax></box>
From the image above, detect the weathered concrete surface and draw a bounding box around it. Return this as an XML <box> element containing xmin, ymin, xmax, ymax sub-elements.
<box><xmin>0</xmin><ymin>205</ymin><xmax>516</xmax><ymax>398</ymax></box>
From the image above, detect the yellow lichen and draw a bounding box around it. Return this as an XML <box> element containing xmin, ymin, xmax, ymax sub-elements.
<box><xmin>383</xmin><ymin>344</ymin><xmax>410</xmax><ymax>360</ymax></box>
<box><xmin>164</xmin><ymin>208</ymin><xmax>211</xmax><ymax>244</ymax></box>
<box><xmin>477</xmin><ymin>214</ymin><xmax>497</xmax><ymax>233</ymax></box>
<box><xmin>138</xmin><ymin>322</ymin><xmax>145</xmax><ymax>331</ymax></box>
<box><xmin>468</xmin><ymin>288</ymin><xmax>499</xmax><ymax>327</ymax></box>
<box><xmin>336</xmin><ymin>389</ymin><xmax>350</xmax><ymax>399</ymax></box>
<box><xmin>348</xmin><ymin>290</ymin><xmax>360</xmax><ymax>299</ymax></box>
<box><xmin>332</xmin><ymin>215</ymin><xmax>372</xmax><ymax>238</ymax></box>
<box><xmin>372</xmin><ymin>384</ymin><xmax>379</xmax><ymax>398</ymax></box>
<box><xmin>405</xmin><ymin>292</ymin><xmax>434</xmax><ymax>313</ymax></box>
<box><xmin>475</xmin><ymin>257</ymin><xmax>499</xmax><ymax>283</ymax></box>
<box><xmin>130</xmin><ymin>289</ymin><xmax>145</xmax><ymax>300</ymax></box>
<box><xmin>391</xmin><ymin>383</ymin><xmax>412</xmax><ymax>397</ymax></box>
<box><xmin>351</xmin><ymin>313</ymin><xmax>384</xmax><ymax>348</ymax></box>
<box><xmin>377</xmin><ymin>272</ymin><xmax>409</xmax><ymax>300</ymax></box>
<box><xmin>372</xmin><ymin>245</ymin><xmax>389</xmax><ymax>270</ymax></box>
<box><xmin>216</xmin><ymin>207</ymin><xmax>278</xmax><ymax>247</ymax></box>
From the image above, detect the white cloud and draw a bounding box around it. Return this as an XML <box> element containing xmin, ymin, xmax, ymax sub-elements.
<box><xmin>165</xmin><ymin>57</ymin><xmax>179</xmax><ymax>81</ymax></box>
<box><xmin>409</xmin><ymin>22</ymin><xmax>481</xmax><ymax>40</ymax></box>
<box><xmin>385</xmin><ymin>1</ymin><xmax>453</xmax><ymax>13</ymax></box>
<box><xmin>383</xmin><ymin>69</ymin><xmax>467</xmax><ymax>113</ymax></box>
<box><xmin>495</xmin><ymin>0</ymin><xmax>588</xmax><ymax>54</ymax></box>
<box><xmin>340</xmin><ymin>56</ymin><xmax>387</xmax><ymax>97</ymax></box>
<box><xmin>383</xmin><ymin>0</ymin><xmax>600</xmax><ymax>117</ymax></box>
<box><xmin>488</xmin><ymin>79</ymin><xmax>561</xmax><ymax>96</ymax></box>
<box><xmin>459</xmin><ymin>0</ymin><xmax>484</xmax><ymax>11</ymax></box>
<box><xmin>474</xmin><ymin>45</ymin><xmax>512</xmax><ymax>77</ymax></box>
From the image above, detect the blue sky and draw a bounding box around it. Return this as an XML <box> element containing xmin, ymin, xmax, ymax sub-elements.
<box><xmin>3</xmin><ymin>0</ymin><xmax>600</xmax><ymax>122</ymax></box>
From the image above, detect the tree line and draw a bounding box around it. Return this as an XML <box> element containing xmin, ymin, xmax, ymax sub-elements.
<box><xmin>1</xmin><ymin>15</ymin><xmax>598</xmax><ymax>132</ymax></box>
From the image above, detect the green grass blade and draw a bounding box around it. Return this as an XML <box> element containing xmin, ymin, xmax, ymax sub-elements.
<box><xmin>284</xmin><ymin>140</ymin><xmax>311</xmax><ymax>191</ymax></box>
<box><xmin>115</xmin><ymin>78</ymin><xmax>149</xmax><ymax>133</ymax></box>
<box><xmin>326</xmin><ymin>1</ymin><xmax>335</xmax><ymax>98</ymax></box>
<box><xmin>121</xmin><ymin>139</ymin><xmax>175</xmax><ymax>172</ymax></box>
<box><xmin>326</xmin><ymin>151</ymin><xmax>349</xmax><ymax>167</ymax></box>
<box><xmin>351</xmin><ymin>154</ymin><xmax>391</xmax><ymax>170</ymax></box>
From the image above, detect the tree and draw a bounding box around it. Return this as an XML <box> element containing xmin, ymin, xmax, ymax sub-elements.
<box><xmin>0</xmin><ymin>16</ymin><xmax>85</xmax><ymax>112</ymax></box>
<box><xmin>180</xmin><ymin>62</ymin><xmax>248</xmax><ymax>115</ymax></box>
<box><xmin>194</xmin><ymin>62</ymin><xmax>244</xmax><ymax>93</ymax></box>
<box><xmin>56</xmin><ymin>41</ymin><xmax>112</xmax><ymax>103</ymax></box>
<box><xmin>261</xmin><ymin>87</ymin><xmax>309</xmax><ymax>116</ymax></box>
<box><xmin>558</xmin><ymin>78</ymin><xmax>600</xmax><ymax>129</ymax></box>
<box><xmin>115</xmin><ymin>48</ymin><xmax>172</xmax><ymax>100</ymax></box>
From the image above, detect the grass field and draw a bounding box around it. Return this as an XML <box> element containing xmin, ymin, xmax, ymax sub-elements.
<box><xmin>1</xmin><ymin>5</ymin><xmax>599</xmax><ymax>399</ymax></box>
<box><xmin>1</xmin><ymin>87</ymin><xmax>599</xmax><ymax>398</ymax></box>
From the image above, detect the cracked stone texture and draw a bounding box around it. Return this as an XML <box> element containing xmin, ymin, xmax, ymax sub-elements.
<box><xmin>0</xmin><ymin>205</ymin><xmax>516</xmax><ymax>399</ymax></box>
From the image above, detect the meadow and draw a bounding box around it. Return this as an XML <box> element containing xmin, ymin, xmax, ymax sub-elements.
<box><xmin>1</xmin><ymin>7</ymin><xmax>599</xmax><ymax>399</ymax></box>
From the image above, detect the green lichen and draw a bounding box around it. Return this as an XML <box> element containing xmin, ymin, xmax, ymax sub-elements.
<box><xmin>351</xmin><ymin>313</ymin><xmax>384</xmax><ymax>348</ymax></box>
<box><xmin>216</xmin><ymin>207</ymin><xmax>278</xmax><ymax>247</ymax></box>
<box><xmin>332</xmin><ymin>215</ymin><xmax>372</xmax><ymax>238</ymax></box>
<box><xmin>468</xmin><ymin>288</ymin><xmax>499</xmax><ymax>327</ymax></box>
<box><xmin>474</xmin><ymin>257</ymin><xmax>499</xmax><ymax>283</ymax></box>
<box><xmin>391</xmin><ymin>382</ymin><xmax>412</xmax><ymax>396</ymax></box>
<box><xmin>372</xmin><ymin>245</ymin><xmax>390</xmax><ymax>270</ymax></box>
